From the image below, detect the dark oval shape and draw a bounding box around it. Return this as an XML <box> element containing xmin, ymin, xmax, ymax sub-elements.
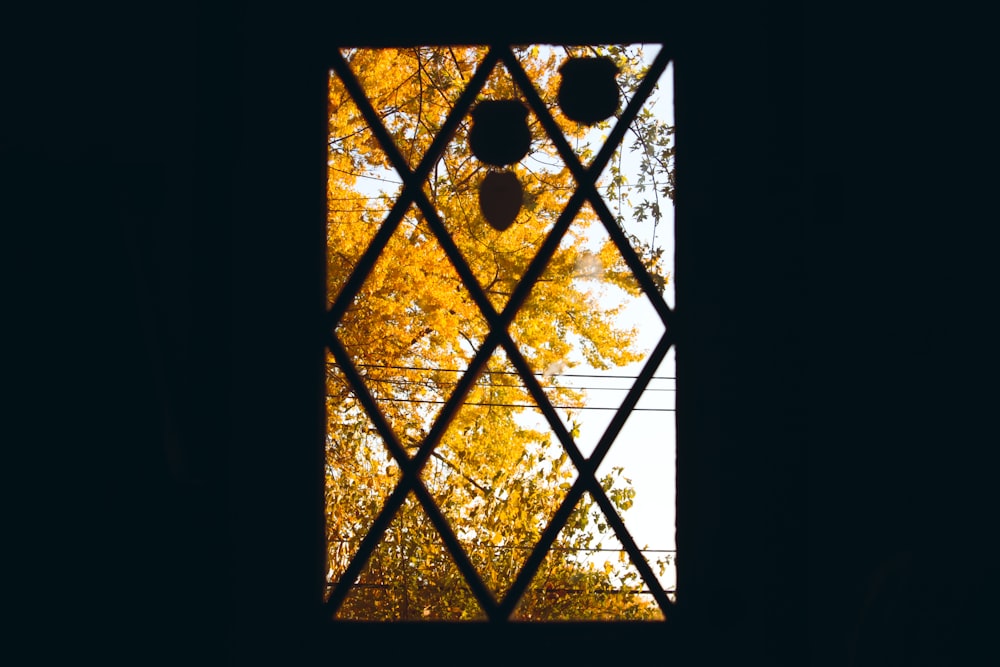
<box><xmin>469</xmin><ymin>100</ymin><xmax>530</xmax><ymax>166</ymax></box>
<box><xmin>558</xmin><ymin>57</ymin><xmax>620</xmax><ymax>125</ymax></box>
<box><xmin>479</xmin><ymin>170</ymin><xmax>523</xmax><ymax>231</ymax></box>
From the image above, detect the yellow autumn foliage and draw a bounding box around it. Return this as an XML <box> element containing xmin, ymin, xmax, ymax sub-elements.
<box><xmin>325</xmin><ymin>44</ymin><xmax>672</xmax><ymax>621</ymax></box>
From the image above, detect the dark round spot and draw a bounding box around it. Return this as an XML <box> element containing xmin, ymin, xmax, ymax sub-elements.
<box><xmin>558</xmin><ymin>57</ymin><xmax>620</xmax><ymax>125</ymax></box>
<box><xmin>479</xmin><ymin>170</ymin><xmax>523</xmax><ymax>231</ymax></box>
<box><xmin>469</xmin><ymin>100</ymin><xmax>531</xmax><ymax>166</ymax></box>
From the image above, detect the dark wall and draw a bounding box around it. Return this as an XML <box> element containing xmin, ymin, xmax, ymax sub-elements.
<box><xmin>5</xmin><ymin>2</ymin><xmax>991</xmax><ymax>665</ymax></box>
<box><xmin>798</xmin><ymin>6</ymin><xmax>994</xmax><ymax>666</ymax></box>
<box><xmin>5</xmin><ymin>3</ymin><xmax>226</xmax><ymax>663</ymax></box>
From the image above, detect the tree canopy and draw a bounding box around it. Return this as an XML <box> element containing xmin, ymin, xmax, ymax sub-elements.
<box><xmin>324</xmin><ymin>43</ymin><xmax>675</xmax><ymax>621</ymax></box>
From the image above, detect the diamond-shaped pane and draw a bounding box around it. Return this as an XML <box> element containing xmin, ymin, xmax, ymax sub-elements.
<box><xmin>511</xmin><ymin>491</ymin><xmax>666</xmax><ymax>621</ymax></box>
<box><xmin>428</xmin><ymin>54</ymin><xmax>571</xmax><ymax>313</ymax></box>
<box><xmin>331</xmin><ymin>205</ymin><xmax>486</xmax><ymax>443</ymax></box>
<box><xmin>340</xmin><ymin>47</ymin><xmax>488</xmax><ymax>172</ymax></box>
<box><xmin>426</xmin><ymin>347</ymin><xmax>579</xmax><ymax>600</ymax></box>
<box><xmin>509</xmin><ymin>200</ymin><xmax>668</xmax><ymax>457</ymax></box>
<box><xmin>335</xmin><ymin>493</ymin><xmax>487</xmax><ymax>621</ymax></box>
<box><xmin>520</xmin><ymin>44</ymin><xmax>666</xmax><ymax>169</ymax></box>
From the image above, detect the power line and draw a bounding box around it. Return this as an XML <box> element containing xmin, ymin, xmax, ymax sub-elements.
<box><xmin>329</xmin><ymin>538</ymin><xmax>674</xmax><ymax>554</ymax></box>
<box><xmin>362</xmin><ymin>376</ymin><xmax>676</xmax><ymax>392</ymax></box>
<box><xmin>328</xmin><ymin>361</ymin><xmax>675</xmax><ymax>382</ymax></box>
<box><xmin>327</xmin><ymin>172</ymin><xmax>670</xmax><ymax>194</ymax></box>
<box><xmin>327</xmin><ymin>362</ymin><xmax>676</xmax><ymax>409</ymax></box>
<box><xmin>327</xmin><ymin>165</ymin><xmax>401</xmax><ymax>185</ymax></box>
<box><xmin>469</xmin><ymin>544</ymin><xmax>675</xmax><ymax>554</ymax></box>
<box><xmin>328</xmin><ymin>195</ymin><xmax>394</xmax><ymax>201</ymax></box>
<box><xmin>367</xmin><ymin>396</ymin><xmax>674</xmax><ymax>412</ymax></box>
<box><xmin>328</xmin><ymin>581</ymin><xmax>677</xmax><ymax>597</ymax></box>
<box><xmin>327</xmin><ymin>207</ymin><xmax>393</xmax><ymax>214</ymax></box>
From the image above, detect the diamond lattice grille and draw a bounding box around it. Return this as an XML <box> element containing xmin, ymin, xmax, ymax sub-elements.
<box><xmin>325</xmin><ymin>44</ymin><xmax>676</xmax><ymax>621</ymax></box>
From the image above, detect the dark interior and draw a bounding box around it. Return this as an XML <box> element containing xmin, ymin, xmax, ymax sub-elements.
<box><xmin>5</xmin><ymin>2</ymin><xmax>992</xmax><ymax>665</ymax></box>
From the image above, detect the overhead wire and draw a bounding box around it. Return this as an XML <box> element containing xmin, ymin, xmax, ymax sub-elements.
<box><xmin>367</xmin><ymin>397</ymin><xmax>673</xmax><ymax>412</ymax></box>
<box><xmin>327</xmin><ymin>360</ymin><xmax>675</xmax><ymax>381</ymax></box>
<box><xmin>326</xmin><ymin>361</ymin><xmax>676</xmax><ymax>411</ymax></box>
<box><xmin>328</xmin><ymin>537</ymin><xmax>674</xmax><ymax>555</ymax></box>
<box><xmin>361</xmin><ymin>376</ymin><xmax>676</xmax><ymax>392</ymax></box>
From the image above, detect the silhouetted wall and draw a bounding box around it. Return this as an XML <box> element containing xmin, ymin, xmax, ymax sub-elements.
<box><xmin>4</xmin><ymin>2</ymin><xmax>992</xmax><ymax>665</ymax></box>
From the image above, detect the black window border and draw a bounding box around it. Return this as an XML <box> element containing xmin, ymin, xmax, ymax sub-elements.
<box><xmin>228</xmin><ymin>6</ymin><xmax>751</xmax><ymax>665</ymax></box>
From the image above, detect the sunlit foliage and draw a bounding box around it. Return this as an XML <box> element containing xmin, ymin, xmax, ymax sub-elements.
<box><xmin>325</xmin><ymin>45</ymin><xmax>673</xmax><ymax>620</ymax></box>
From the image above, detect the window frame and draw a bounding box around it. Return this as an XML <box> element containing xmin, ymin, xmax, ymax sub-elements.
<box><xmin>229</xmin><ymin>7</ymin><xmax>734</xmax><ymax>664</ymax></box>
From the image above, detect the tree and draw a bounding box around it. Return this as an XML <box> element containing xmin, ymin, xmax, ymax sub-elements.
<box><xmin>324</xmin><ymin>44</ymin><xmax>674</xmax><ymax>620</ymax></box>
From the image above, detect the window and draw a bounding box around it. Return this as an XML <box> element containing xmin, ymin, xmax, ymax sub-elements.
<box><xmin>323</xmin><ymin>42</ymin><xmax>676</xmax><ymax>622</ymax></box>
